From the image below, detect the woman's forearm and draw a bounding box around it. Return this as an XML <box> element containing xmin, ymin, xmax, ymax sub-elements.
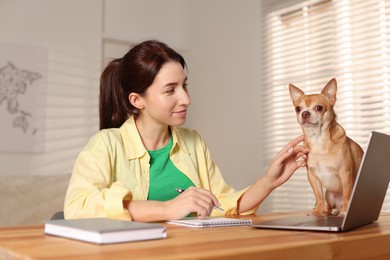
<box><xmin>237</xmin><ymin>175</ymin><xmax>274</xmax><ymax>214</ymax></box>
<box><xmin>124</xmin><ymin>200</ymin><xmax>171</xmax><ymax>222</ymax></box>
<box><xmin>237</xmin><ymin>136</ymin><xmax>308</xmax><ymax>214</ymax></box>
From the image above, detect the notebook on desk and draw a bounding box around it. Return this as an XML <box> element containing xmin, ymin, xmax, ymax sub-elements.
<box><xmin>252</xmin><ymin>131</ymin><xmax>390</xmax><ymax>232</ymax></box>
<box><xmin>167</xmin><ymin>217</ymin><xmax>252</xmax><ymax>228</ymax></box>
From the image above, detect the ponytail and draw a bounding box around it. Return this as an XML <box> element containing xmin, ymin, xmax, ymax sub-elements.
<box><xmin>99</xmin><ymin>58</ymin><xmax>131</xmax><ymax>130</ymax></box>
<box><xmin>99</xmin><ymin>40</ymin><xmax>187</xmax><ymax>130</ymax></box>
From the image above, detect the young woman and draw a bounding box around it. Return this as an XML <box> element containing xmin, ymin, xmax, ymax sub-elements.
<box><xmin>64</xmin><ymin>40</ymin><xmax>308</xmax><ymax>221</ymax></box>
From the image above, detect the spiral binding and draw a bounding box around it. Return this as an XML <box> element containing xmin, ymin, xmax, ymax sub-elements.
<box><xmin>201</xmin><ymin>219</ymin><xmax>252</xmax><ymax>227</ymax></box>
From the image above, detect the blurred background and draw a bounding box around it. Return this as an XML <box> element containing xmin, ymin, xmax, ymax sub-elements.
<box><xmin>0</xmin><ymin>0</ymin><xmax>389</xmax><ymax>226</ymax></box>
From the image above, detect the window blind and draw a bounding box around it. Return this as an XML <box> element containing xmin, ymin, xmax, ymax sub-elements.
<box><xmin>262</xmin><ymin>0</ymin><xmax>390</xmax><ymax>212</ymax></box>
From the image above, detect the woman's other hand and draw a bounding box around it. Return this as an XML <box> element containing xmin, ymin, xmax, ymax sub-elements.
<box><xmin>265</xmin><ymin>135</ymin><xmax>308</xmax><ymax>189</ymax></box>
<box><xmin>165</xmin><ymin>186</ymin><xmax>220</xmax><ymax>220</ymax></box>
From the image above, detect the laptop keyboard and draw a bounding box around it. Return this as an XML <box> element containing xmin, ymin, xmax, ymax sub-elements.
<box><xmin>296</xmin><ymin>217</ymin><xmax>343</xmax><ymax>227</ymax></box>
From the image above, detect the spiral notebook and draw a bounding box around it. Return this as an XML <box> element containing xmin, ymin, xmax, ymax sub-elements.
<box><xmin>167</xmin><ymin>217</ymin><xmax>252</xmax><ymax>228</ymax></box>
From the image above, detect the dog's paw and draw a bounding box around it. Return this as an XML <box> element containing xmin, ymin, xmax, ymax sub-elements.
<box><xmin>311</xmin><ymin>210</ymin><xmax>323</xmax><ymax>216</ymax></box>
<box><xmin>312</xmin><ymin>205</ymin><xmax>326</xmax><ymax>216</ymax></box>
<box><xmin>329</xmin><ymin>208</ymin><xmax>339</xmax><ymax>216</ymax></box>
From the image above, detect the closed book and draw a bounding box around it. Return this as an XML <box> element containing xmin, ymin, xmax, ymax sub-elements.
<box><xmin>44</xmin><ymin>218</ymin><xmax>167</xmax><ymax>244</ymax></box>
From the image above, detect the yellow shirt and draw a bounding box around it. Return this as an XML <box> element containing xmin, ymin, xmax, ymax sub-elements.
<box><xmin>64</xmin><ymin>116</ymin><xmax>256</xmax><ymax>220</ymax></box>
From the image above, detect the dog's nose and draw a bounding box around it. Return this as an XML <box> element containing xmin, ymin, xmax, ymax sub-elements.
<box><xmin>302</xmin><ymin>111</ymin><xmax>310</xmax><ymax>118</ymax></box>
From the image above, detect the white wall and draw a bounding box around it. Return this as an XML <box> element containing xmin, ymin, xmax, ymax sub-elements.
<box><xmin>0</xmin><ymin>0</ymin><xmax>103</xmax><ymax>225</ymax></box>
<box><xmin>185</xmin><ymin>0</ymin><xmax>263</xmax><ymax>189</ymax></box>
<box><xmin>103</xmin><ymin>0</ymin><xmax>188</xmax><ymax>50</ymax></box>
<box><xmin>0</xmin><ymin>0</ymin><xmax>101</xmax><ymax>177</ymax></box>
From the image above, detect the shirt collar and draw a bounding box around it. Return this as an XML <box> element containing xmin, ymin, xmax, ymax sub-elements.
<box><xmin>171</xmin><ymin>125</ymin><xmax>190</xmax><ymax>155</ymax></box>
<box><xmin>119</xmin><ymin>116</ymin><xmax>190</xmax><ymax>160</ymax></box>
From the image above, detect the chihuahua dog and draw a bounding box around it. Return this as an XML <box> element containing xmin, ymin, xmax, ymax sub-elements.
<box><xmin>289</xmin><ymin>78</ymin><xmax>363</xmax><ymax>216</ymax></box>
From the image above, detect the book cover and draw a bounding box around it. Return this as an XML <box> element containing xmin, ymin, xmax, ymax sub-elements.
<box><xmin>44</xmin><ymin>218</ymin><xmax>167</xmax><ymax>244</ymax></box>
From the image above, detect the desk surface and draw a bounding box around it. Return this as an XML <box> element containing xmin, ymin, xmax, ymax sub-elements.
<box><xmin>1</xmin><ymin>212</ymin><xmax>390</xmax><ymax>259</ymax></box>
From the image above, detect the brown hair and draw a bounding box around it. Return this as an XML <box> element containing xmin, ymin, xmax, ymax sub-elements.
<box><xmin>99</xmin><ymin>40</ymin><xmax>187</xmax><ymax>129</ymax></box>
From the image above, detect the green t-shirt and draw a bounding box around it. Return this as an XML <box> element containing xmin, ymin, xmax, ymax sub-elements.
<box><xmin>147</xmin><ymin>137</ymin><xmax>194</xmax><ymax>201</ymax></box>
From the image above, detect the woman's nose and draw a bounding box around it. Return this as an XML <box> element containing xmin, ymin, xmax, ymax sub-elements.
<box><xmin>179</xmin><ymin>87</ymin><xmax>191</xmax><ymax>106</ymax></box>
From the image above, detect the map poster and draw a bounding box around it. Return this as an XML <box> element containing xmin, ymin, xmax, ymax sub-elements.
<box><xmin>0</xmin><ymin>42</ymin><xmax>48</xmax><ymax>153</ymax></box>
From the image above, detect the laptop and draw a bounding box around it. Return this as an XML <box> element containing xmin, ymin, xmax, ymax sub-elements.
<box><xmin>252</xmin><ymin>131</ymin><xmax>390</xmax><ymax>232</ymax></box>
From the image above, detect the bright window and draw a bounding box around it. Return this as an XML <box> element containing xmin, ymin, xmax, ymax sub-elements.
<box><xmin>262</xmin><ymin>0</ymin><xmax>390</xmax><ymax>212</ymax></box>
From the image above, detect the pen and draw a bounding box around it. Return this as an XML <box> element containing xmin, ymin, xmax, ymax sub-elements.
<box><xmin>175</xmin><ymin>188</ymin><xmax>225</xmax><ymax>212</ymax></box>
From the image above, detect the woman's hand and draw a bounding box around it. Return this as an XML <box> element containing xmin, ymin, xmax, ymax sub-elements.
<box><xmin>165</xmin><ymin>186</ymin><xmax>220</xmax><ymax>220</ymax></box>
<box><xmin>126</xmin><ymin>187</ymin><xmax>220</xmax><ymax>222</ymax></box>
<box><xmin>237</xmin><ymin>135</ymin><xmax>308</xmax><ymax>214</ymax></box>
<box><xmin>264</xmin><ymin>135</ymin><xmax>308</xmax><ymax>189</ymax></box>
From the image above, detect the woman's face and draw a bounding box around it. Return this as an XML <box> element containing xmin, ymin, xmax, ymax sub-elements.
<box><xmin>137</xmin><ymin>61</ymin><xmax>190</xmax><ymax>127</ymax></box>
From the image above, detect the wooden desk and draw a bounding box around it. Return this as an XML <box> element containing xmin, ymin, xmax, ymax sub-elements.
<box><xmin>1</xmin><ymin>212</ymin><xmax>390</xmax><ymax>259</ymax></box>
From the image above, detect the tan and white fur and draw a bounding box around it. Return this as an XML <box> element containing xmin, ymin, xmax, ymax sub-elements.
<box><xmin>289</xmin><ymin>78</ymin><xmax>363</xmax><ymax>216</ymax></box>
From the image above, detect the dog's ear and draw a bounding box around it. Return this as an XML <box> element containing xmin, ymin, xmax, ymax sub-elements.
<box><xmin>321</xmin><ymin>78</ymin><xmax>337</xmax><ymax>105</ymax></box>
<box><xmin>289</xmin><ymin>84</ymin><xmax>304</xmax><ymax>103</ymax></box>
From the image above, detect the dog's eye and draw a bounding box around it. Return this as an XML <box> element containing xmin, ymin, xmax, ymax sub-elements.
<box><xmin>315</xmin><ymin>105</ymin><xmax>323</xmax><ymax>112</ymax></box>
<box><xmin>295</xmin><ymin>107</ymin><xmax>301</xmax><ymax>113</ymax></box>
